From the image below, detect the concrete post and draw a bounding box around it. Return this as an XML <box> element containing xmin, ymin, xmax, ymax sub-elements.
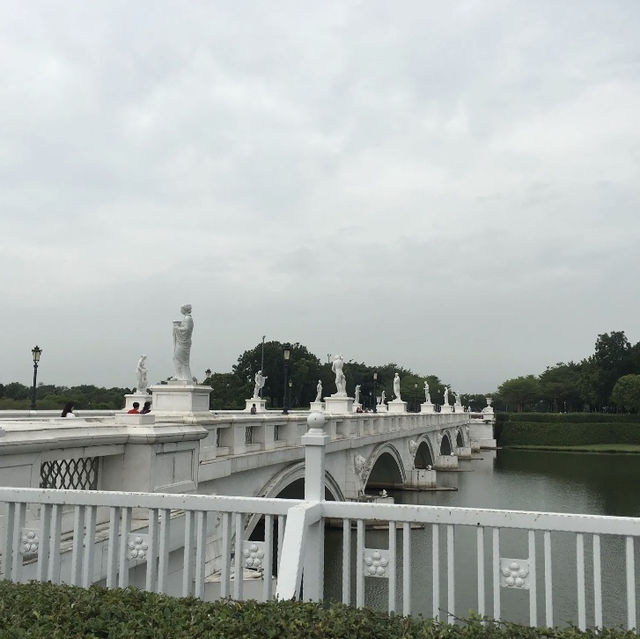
<box><xmin>301</xmin><ymin>412</ymin><xmax>329</xmax><ymax>599</ymax></box>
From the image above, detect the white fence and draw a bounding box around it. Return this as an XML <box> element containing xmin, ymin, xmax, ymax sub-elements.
<box><xmin>0</xmin><ymin>413</ymin><xmax>638</xmax><ymax>630</ymax></box>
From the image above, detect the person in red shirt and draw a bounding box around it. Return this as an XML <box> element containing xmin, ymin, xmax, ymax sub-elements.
<box><xmin>128</xmin><ymin>402</ymin><xmax>140</xmax><ymax>414</ymax></box>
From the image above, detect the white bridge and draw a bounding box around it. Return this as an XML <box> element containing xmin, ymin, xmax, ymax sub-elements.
<box><xmin>1</xmin><ymin>407</ymin><xmax>637</xmax><ymax>631</ymax></box>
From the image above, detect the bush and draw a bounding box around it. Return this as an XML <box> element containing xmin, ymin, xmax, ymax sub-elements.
<box><xmin>0</xmin><ymin>581</ymin><xmax>636</xmax><ymax>638</ymax></box>
<box><xmin>497</xmin><ymin>413</ymin><xmax>640</xmax><ymax>446</ymax></box>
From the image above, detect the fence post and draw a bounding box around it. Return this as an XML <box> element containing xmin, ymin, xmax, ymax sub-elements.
<box><xmin>301</xmin><ymin>412</ymin><xmax>328</xmax><ymax>599</ymax></box>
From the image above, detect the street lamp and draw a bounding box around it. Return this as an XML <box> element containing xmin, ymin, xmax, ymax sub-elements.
<box><xmin>30</xmin><ymin>346</ymin><xmax>42</xmax><ymax>410</ymax></box>
<box><xmin>288</xmin><ymin>378</ymin><xmax>293</xmax><ymax>409</ymax></box>
<box><xmin>373</xmin><ymin>371</ymin><xmax>378</xmax><ymax>413</ymax></box>
<box><xmin>282</xmin><ymin>343</ymin><xmax>291</xmax><ymax>414</ymax></box>
<box><xmin>205</xmin><ymin>369</ymin><xmax>212</xmax><ymax>387</ymax></box>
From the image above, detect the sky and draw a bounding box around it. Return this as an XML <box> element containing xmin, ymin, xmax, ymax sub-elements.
<box><xmin>2</xmin><ymin>1</ymin><xmax>639</xmax><ymax>394</ymax></box>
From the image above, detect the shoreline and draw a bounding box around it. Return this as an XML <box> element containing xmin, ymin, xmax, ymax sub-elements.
<box><xmin>504</xmin><ymin>444</ymin><xmax>640</xmax><ymax>454</ymax></box>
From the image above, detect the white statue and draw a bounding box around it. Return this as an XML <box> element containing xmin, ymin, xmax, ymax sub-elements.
<box><xmin>393</xmin><ymin>373</ymin><xmax>401</xmax><ymax>401</ymax></box>
<box><xmin>331</xmin><ymin>354</ymin><xmax>347</xmax><ymax>396</ymax></box>
<box><xmin>378</xmin><ymin>390</ymin><xmax>386</xmax><ymax>405</ymax></box>
<box><xmin>443</xmin><ymin>387</ymin><xmax>449</xmax><ymax>405</ymax></box>
<box><xmin>455</xmin><ymin>390</ymin><xmax>462</xmax><ymax>406</ymax></box>
<box><xmin>424</xmin><ymin>381</ymin><xmax>431</xmax><ymax>403</ymax></box>
<box><xmin>172</xmin><ymin>304</ymin><xmax>194</xmax><ymax>381</ymax></box>
<box><xmin>354</xmin><ymin>384</ymin><xmax>361</xmax><ymax>404</ymax></box>
<box><xmin>253</xmin><ymin>370</ymin><xmax>267</xmax><ymax>399</ymax></box>
<box><xmin>408</xmin><ymin>439</ymin><xmax>418</xmax><ymax>456</ymax></box>
<box><xmin>315</xmin><ymin>380</ymin><xmax>323</xmax><ymax>402</ymax></box>
<box><xmin>135</xmin><ymin>355</ymin><xmax>148</xmax><ymax>394</ymax></box>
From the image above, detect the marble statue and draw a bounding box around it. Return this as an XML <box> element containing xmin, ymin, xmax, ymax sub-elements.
<box><xmin>172</xmin><ymin>304</ymin><xmax>194</xmax><ymax>381</ymax></box>
<box><xmin>253</xmin><ymin>370</ymin><xmax>267</xmax><ymax>399</ymax></box>
<box><xmin>315</xmin><ymin>380</ymin><xmax>322</xmax><ymax>402</ymax></box>
<box><xmin>331</xmin><ymin>354</ymin><xmax>347</xmax><ymax>396</ymax></box>
<box><xmin>443</xmin><ymin>387</ymin><xmax>449</xmax><ymax>405</ymax></box>
<box><xmin>378</xmin><ymin>390</ymin><xmax>386</xmax><ymax>405</ymax></box>
<box><xmin>135</xmin><ymin>355</ymin><xmax>148</xmax><ymax>393</ymax></box>
<box><xmin>354</xmin><ymin>384</ymin><xmax>361</xmax><ymax>404</ymax></box>
<box><xmin>393</xmin><ymin>373</ymin><xmax>401</xmax><ymax>401</ymax></box>
<box><xmin>408</xmin><ymin>439</ymin><xmax>418</xmax><ymax>456</ymax></box>
<box><xmin>455</xmin><ymin>390</ymin><xmax>462</xmax><ymax>406</ymax></box>
<box><xmin>424</xmin><ymin>381</ymin><xmax>431</xmax><ymax>403</ymax></box>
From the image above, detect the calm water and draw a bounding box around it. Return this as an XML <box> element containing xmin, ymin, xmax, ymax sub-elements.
<box><xmin>324</xmin><ymin>449</ymin><xmax>640</xmax><ymax>627</ymax></box>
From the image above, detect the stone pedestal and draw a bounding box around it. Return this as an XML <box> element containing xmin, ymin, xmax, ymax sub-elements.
<box><xmin>420</xmin><ymin>402</ymin><xmax>435</xmax><ymax>413</ymax></box>
<box><xmin>407</xmin><ymin>468</ymin><xmax>437</xmax><ymax>488</ymax></box>
<box><xmin>245</xmin><ymin>398</ymin><xmax>267</xmax><ymax>413</ymax></box>
<box><xmin>441</xmin><ymin>404</ymin><xmax>453</xmax><ymax>414</ymax></box>
<box><xmin>376</xmin><ymin>403</ymin><xmax>388</xmax><ymax>413</ymax></box>
<box><xmin>309</xmin><ymin>401</ymin><xmax>325</xmax><ymax>412</ymax></box>
<box><xmin>387</xmin><ymin>399</ymin><xmax>407</xmax><ymax>414</ymax></box>
<box><xmin>149</xmin><ymin>381</ymin><xmax>212</xmax><ymax>417</ymax></box>
<box><xmin>469</xmin><ymin>421</ymin><xmax>496</xmax><ymax>448</ymax></box>
<box><xmin>324</xmin><ymin>395</ymin><xmax>354</xmax><ymax>415</ymax></box>
<box><xmin>435</xmin><ymin>454</ymin><xmax>458</xmax><ymax>470</ymax></box>
<box><xmin>123</xmin><ymin>393</ymin><xmax>151</xmax><ymax>412</ymax></box>
<box><xmin>454</xmin><ymin>404</ymin><xmax>463</xmax><ymax>413</ymax></box>
<box><xmin>455</xmin><ymin>446</ymin><xmax>472</xmax><ymax>459</ymax></box>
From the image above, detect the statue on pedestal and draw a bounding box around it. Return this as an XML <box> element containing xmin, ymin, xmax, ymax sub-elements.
<box><xmin>354</xmin><ymin>384</ymin><xmax>361</xmax><ymax>405</ymax></box>
<box><xmin>393</xmin><ymin>373</ymin><xmax>401</xmax><ymax>401</ymax></box>
<box><xmin>331</xmin><ymin>354</ymin><xmax>347</xmax><ymax>396</ymax></box>
<box><xmin>135</xmin><ymin>355</ymin><xmax>148</xmax><ymax>394</ymax></box>
<box><xmin>424</xmin><ymin>381</ymin><xmax>431</xmax><ymax>403</ymax></box>
<box><xmin>172</xmin><ymin>304</ymin><xmax>194</xmax><ymax>381</ymax></box>
<box><xmin>378</xmin><ymin>390</ymin><xmax>386</xmax><ymax>405</ymax></box>
<box><xmin>253</xmin><ymin>370</ymin><xmax>267</xmax><ymax>399</ymax></box>
<box><xmin>315</xmin><ymin>380</ymin><xmax>323</xmax><ymax>402</ymax></box>
<box><xmin>443</xmin><ymin>387</ymin><xmax>449</xmax><ymax>405</ymax></box>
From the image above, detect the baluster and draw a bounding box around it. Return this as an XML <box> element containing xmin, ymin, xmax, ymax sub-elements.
<box><xmin>11</xmin><ymin>502</ymin><xmax>26</xmax><ymax>583</ymax></box>
<box><xmin>2</xmin><ymin>502</ymin><xmax>15</xmax><ymax>580</ymax></box>
<box><xmin>356</xmin><ymin>519</ymin><xmax>364</xmax><ymax>607</ymax></box>
<box><xmin>81</xmin><ymin>505</ymin><xmax>97</xmax><ymax>588</ymax></box>
<box><xmin>277</xmin><ymin>515</ymin><xmax>285</xmax><ymax>568</ymax></box>
<box><xmin>263</xmin><ymin>515</ymin><xmax>273</xmax><ymax>601</ymax></box>
<box><xmin>544</xmin><ymin>531</ymin><xmax>553</xmax><ymax>627</ymax></box>
<box><xmin>492</xmin><ymin>528</ymin><xmax>500</xmax><ymax>620</ymax></box>
<box><xmin>70</xmin><ymin>505</ymin><xmax>84</xmax><ymax>586</ymax></box>
<box><xmin>447</xmin><ymin>525</ymin><xmax>455</xmax><ymax>623</ymax></box>
<box><xmin>403</xmin><ymin>522</ymin><xmax>411</xmax><ymax>616</ymax></box>
<box><xmin>220</xmin><ymin>512</ymin><xmax>231</xmax><ymax>598</ymax></box>
<box><xmin>528</xmin><ymin>530</ymin><xmax>537</xmax><ymax>627</ymax></box>
<box><xmin>342</xmin><ymin>519</ymin><xmax>351</xmax><ymax>605</ymax></box>
<box><xmin>593</xmin><ymin>534</ymin><xmax>602</xmax><ymax>629</ymax></box>
<box><xmin>106</xmin><ymin>507</ymin><xmax>120</xmax><ymax>588</ymax></box>
<box><xmin>234</xmin><ymin>513</ymin><xmax>244</xmax><ymax>600</ymax></box>
<box><xmin>432</xmin><ymin>523</ymin><xmax>439</xmax><ymax>620</ymax></box>
<box><xmin>145</xmin><ymin>509</ymin><xmax>159</xmax><ymax>592</ymax></box>
<box><xmin>576</xmin><ymin>533</ymin><xmax>586</xmax><ymax>630</ymax></box>
<box><xmin>158</xmin><ymin>508</ymin><xmax>171</xmax><ymax>594</ymax></box>
<box><xmin>194</xmin><ymin>511</ymin><xmax>207</xmax><ymax>599</ymax></box>
<box><xmin>118</xmin><ymin>507</ymin><xmax>132</xmax><ymax>588</ymax></box>
<box><xmin>48</xmin><ymin>504</ymin><xmax>62</xmax><ymax>584</ymax></box>
<box><xmin>36</xmin><ymin>504</ymin><xmax>52</xmax><ymax>582</ymax></box>
<box><xmin>626</xmin><ymin>536</ymin><xmax>636</xmax><ymax>631</ymax></box>
<box><xmin>182</xmin><ymin>511</ymin><xmax>195</xmax><ymax>597</ymax></box>
<box><xmin>388</xmin><ymin>521</ymin><xmax>396</xmax><ymax>614</ymax></box>
<box><xmin>476</xmin><ymin>527</ymin><xmax>485</xmax><ymax>617</ymax></box>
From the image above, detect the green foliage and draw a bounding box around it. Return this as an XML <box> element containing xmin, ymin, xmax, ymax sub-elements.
<box><xmin>497</xmin><ymin>375</ymin><xmax>540</xmax><ymax>412</ymax></box>
<box><xmin>0</xmin><ymin>383</ymin><xmax>132</xmax><ymax>410</ymax></box>
<box><xmin>497</xmin><ymin>413</ymin><xmax>640</xmax><ymax>446</ymax></box>
<box><xmin>0</xmin><ymin>581</ymin><xmax>636</xmax><ymax>638</ymax></box>
<box><xmin>610</xmin><ymin>375</ymin><xmax>640</xmax><ymax>413</ymax></box>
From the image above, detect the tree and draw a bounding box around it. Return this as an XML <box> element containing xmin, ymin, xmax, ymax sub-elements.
<box><xmin>590</xmin><ymin>331</ymin><xmax>634</xmax><ymax>407</ymax></box>
<box><xmin>538</xmin><ymin>362</ymin><xmax>582</xmax><ymax>412</ymax></box>
<box><xmin>497</xmin><ymin>375</ymin><xmax>540</xmax><ymax>412</ymax></box>
<box><xmin>610</xmin><ymin>375</ymin><xmax>640</xmax><ymax>413</ymax></box>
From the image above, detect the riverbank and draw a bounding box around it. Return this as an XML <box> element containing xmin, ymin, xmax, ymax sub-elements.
<box><xmin>505</xmin><ymin>443</ymin><xmax>640</xmax><ymax>453</ymax></box>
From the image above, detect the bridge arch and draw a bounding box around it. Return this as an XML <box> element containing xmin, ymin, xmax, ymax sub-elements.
<box><xmin>364</xmin><ymin>442</ymin><xmax>406</xmax><ymax>490</ymax></box>
<box><xmin>439</xmin><ymin>432</ymin><xmax>452</xmax><ymax>455</ymax></box>
<box><xmin>455</xmin><ymin>429</ymin><xmax>464</xmax><ymax>448</ymax></box>
<box><xmin>256</xmin><ymin>462</ymin><xmax>345</xmax><ymax>502</ymax></box>
<box><xmin>414</xmin><ymin>437</ymin><xmax>435</xmax><ymax>468</ymax></box>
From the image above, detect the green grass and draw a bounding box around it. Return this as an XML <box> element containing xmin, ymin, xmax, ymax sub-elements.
<box><xmin>504</xmin><ymin>444</ymin><xmax>640</xmax><ymax>453</ymax></box>
<box><xmin>0</xmin><ymin>581</ymin><xmax>636</xmax><ymax>638</ymax></box>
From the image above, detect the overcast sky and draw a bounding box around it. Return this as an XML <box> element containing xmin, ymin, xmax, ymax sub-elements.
<box><xmin>2</xmin><ymin>1</ymin><xmax>639</xmax><ymax>393</ymax></box>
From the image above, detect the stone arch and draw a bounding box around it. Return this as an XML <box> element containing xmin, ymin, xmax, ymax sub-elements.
<box><xmin>440</xmin><ymin>432</ymin><xmax>452</xmax><ymax>455</ymax></box>
<box><xmin>363</xmin><ymin>442</ymin><xmax>407</xmax><ymax>490</ymax></box>
<box><xmin>256</xmin><ymin>462</ymin><xmax>344</xmax><ymax>502</ymax></box>
<box><xmin>455</xmin><ymin>429</ymin><xmax>464</xmax><ymax>448</ymax></box>
<box><xmin>414</xmin><ymin>437</ymin><xmax>435</xmax><ymax>469</ymax></box>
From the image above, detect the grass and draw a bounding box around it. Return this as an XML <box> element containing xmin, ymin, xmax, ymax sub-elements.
<box><xmin>504</xmin><ymin>444</ymin><xmax>640</xmax><ymax>453</ymax></box>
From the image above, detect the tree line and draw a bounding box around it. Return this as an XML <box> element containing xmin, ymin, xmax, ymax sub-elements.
<box><xmin>0</xmin><ymin>383</ymin><xmax>132</xmax><ymax>410</ymax></box>
<box><xmin>496</xmin><ymin>331</ymin><xmax>640</xmax><ymax>413</ymax></box>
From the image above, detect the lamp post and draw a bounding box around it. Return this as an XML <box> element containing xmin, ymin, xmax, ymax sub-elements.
<box><xmin>414</xmin><ymin>382</ymin><xmax>418</xmax><ymax>412</ymax></box>
<box><xmin>205</xmin><ymin>368</ymin><xmax>212</xmax><ymax>386</ymax></box>
<box><xmin>373</xmin><ymin>371</ymin><xmax>378</xmax><ymax>413</ymax></box>
<box><xmin>288</xmin><ymin>378</ymin><xmax>293</xmax><ymax>409</ymax></box>
<box><xmin>282</xmin><ymin>343</ymin><xmax>291</xmax><ymax>414</ymax></box>
<box><xmin>30</xmin><ymin>346</ymin><xmax>42</xmax><ymax>410</ymax></box>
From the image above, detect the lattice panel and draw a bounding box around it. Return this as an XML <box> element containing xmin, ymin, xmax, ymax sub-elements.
<box><xmin>40</xmin><ymin>457</ymin><xmax>99</xmax><ymax>490</ymax></box>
